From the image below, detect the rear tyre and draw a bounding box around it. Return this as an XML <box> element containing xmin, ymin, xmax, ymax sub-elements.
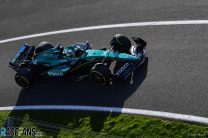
<box><xmin>35</xmin><ymin>41</ymin><xmax>54</xmax><ymax>54</ymax></box>
<box><xmin>15</xmin><ymin>68</ymin><xmax>33</xmax><ymax>88</ymax></box>
<box><xmin>90</xmin><ymin>63</ymin><xmax>111</xmax><ymax>86</ymax></box>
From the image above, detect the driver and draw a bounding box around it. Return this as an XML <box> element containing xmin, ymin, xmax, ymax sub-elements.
<box><xmin>65</xmin><ymin>45</ymin><xmax>84</xmax><ymax>58</ymax></box>
<box><xmin>65</xmin><ymin>49</ymin><xmax>75</xmax><ymax>57</ymax></box>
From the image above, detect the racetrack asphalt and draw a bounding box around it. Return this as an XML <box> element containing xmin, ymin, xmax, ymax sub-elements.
<box><xmin>0</xmin><ymin>0</ymin><xmax>208</xmax><ymax>117</ymax></box>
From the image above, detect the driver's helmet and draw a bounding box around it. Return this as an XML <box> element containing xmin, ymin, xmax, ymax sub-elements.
<box><xmin>65</xmin><ymin>49</ymin><xmax>75</xmax><ymax>57</ymax></box>
<box><xmin>65</xmin><ymin>45</ymin><xmax>83</xmax><ymax>58</ymax></box>
<box><xmin>73</xmin><ymin>46</ymin><xmax>84</xmax><ymax>57</ymax></box>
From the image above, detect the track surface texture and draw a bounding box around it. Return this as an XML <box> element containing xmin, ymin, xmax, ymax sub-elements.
<box><xmin>0</xmin><ymin>0</ymin><xmax>208</xmax><ymax>117</ymax></box>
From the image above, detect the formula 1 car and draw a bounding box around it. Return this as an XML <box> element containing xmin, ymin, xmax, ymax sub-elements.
<box><xmin>9</xmin><ymin>34</ymin><xmax>147</xmax><ymax>88</ymax></box>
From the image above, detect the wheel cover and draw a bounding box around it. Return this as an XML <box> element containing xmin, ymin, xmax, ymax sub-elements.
<box><xmin>15</xmin><ymin>76</ymin><xmax>30</xmax><ymax>87</ymax></box>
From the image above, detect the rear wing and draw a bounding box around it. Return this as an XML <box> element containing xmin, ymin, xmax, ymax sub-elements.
<box><xmin>9</xmin><ymin>44</ymin><xmax>35</xmax><ymax>71</ymax></box>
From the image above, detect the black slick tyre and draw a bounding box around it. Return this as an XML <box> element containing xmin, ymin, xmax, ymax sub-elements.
<box><xmin>35</xmin><ymin>41</ymin><xmax>54</xmax><ymax>54</ymax></box>
<box><xmin>111</xmin><ymin>34</ymin><xmax>131</xmax><ymax>53</ymax></box>
<box><xmin>90</xmin><ymin>63</ymin><xmax>111</xmax><ymax>86</ymax></box>
<box><xmin>15</xmin><ymin>68</ymin><xmax>33</xmax><ymax>88</ymax></box>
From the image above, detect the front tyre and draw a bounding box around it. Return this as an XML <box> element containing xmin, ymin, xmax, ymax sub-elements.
<box><xmin>90</xmin><ymin>63</ymin><xmax>111</xmax><ymax>86</ymax></box>
<box><xmin>15</xmin><ymin>68</ymin><xmax>33</xmax><ymax>88</ymax></box>
<box><xmin>111</xmin><ymin>34</ymin><xmax>131</xmax><ymax>53</ymax></box>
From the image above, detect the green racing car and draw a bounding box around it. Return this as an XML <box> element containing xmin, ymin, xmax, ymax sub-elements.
<box><xmin>9</xmin><ymin>34</ymin><xmax>147</xmax><ymax>88</ymax></box>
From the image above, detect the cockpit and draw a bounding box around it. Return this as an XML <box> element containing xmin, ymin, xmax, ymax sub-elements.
<box><xmin>55</xmin><ymin>45</ymin><xmax>84</xmax><ymax>59</ymax></box>
<box><xmin>64</xmin><ymin>45</ymin><xmax>84</xmax><ymax>58</ymax></box>
<box><xmin>55</xmin><ymin>42</ymin><xmax>92</xmax><ymax>59</ymax></box>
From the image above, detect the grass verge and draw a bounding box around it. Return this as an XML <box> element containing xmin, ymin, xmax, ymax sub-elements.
<box><xmin>0</xmin><ymin>110</ymin><xmax>208</xmax><ymax>138</ymax></box>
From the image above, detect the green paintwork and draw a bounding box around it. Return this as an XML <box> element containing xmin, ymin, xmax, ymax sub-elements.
<box><xmin>82</xmin><ymin>50</ymin><xmax>139</xmax><ymax>61</ymax></box>
<box><xmin>31</xmin><ymin>45</ymin><xmax>140</xmax><ymax>76</ymax></box>
<box><xmin>34</xmin><ymin>47</ymin><xmax>139</xmax><ymax>67</ymax></box>
<box><xmin>47</xmin><ymin>65</ymin><xmax>70</xmax><ymax>76</ymax></box>
<box><xmin>33</xmin><ymin>48</ymin><xmax>69</xmax><ymax>67</ymax></box>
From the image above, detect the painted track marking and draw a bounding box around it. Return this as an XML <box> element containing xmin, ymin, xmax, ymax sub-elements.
<box><xmin>0</xmin><ymin>105</ymin><xmax>208</xmax><ymax>125</ymax></box>
<box><xmin>1</xmin><ymin>20</ymin><xmax>208</xmax><ymax>44</ymax></box>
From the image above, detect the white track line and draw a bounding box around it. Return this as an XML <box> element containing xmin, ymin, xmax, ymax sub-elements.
<box><xmin>0</xmin><ymin>105</ymin><xmax>208</xmax><ymax>125</ymax></box>
<box><xmin>1</xmin><ymin>20</ymin><xmax>208</xmax><ymax>44</ymax></box>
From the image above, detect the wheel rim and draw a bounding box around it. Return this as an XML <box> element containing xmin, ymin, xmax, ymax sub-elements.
<box><xmin>90</xmin><ymin>71</ymin><xmax>106</xmax><ymax>86</ymax></box>
<box><xmin>15</xmin><ymin>76</ymin><xmax>30</xmax><ymax>87</ymax></box>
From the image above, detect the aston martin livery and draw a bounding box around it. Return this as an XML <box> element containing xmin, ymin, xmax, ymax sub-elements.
<box><xmin>9</xmin><ymin>34</ymin><xmax>147</xmax><ymax>87</ymax></box>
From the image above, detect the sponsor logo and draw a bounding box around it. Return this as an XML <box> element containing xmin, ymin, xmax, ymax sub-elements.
<box><xmin>48</xmin><ymin>72</ymin><xmax>64</xmax><ymax>76</ymax></box>
<box><xmin>115</xmin><ymin>63</ymin><xmax>129</xmax><ymax>76</ymax></box>
<box><xmin>32</xmin><ymin>59</ymin><xmax>38</xmax><ymax>65</ymax></box>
